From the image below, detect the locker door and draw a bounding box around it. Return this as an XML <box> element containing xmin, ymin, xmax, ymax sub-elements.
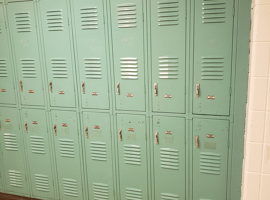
<box><xmin>21</xmin><ymin>109</ymin><xmax>55</xmax><ymax>199</ymax></box>
<box><xmin>153</xmin><ymin>116</ymin><xmax>185</xmax><ymax>200</ymax></box>
<box><xmin>72</xmin><ymin>0</ymin><xmax>110</xmax><ymax>109</ymax></box>
<box><xmin>0</xmin><ymin>4</ymin><xmax>16</xmax><ymax>105</ymax></box>
<box><xmin>0</xmin><ymin>107</ymin><xmax>28</xmax><ymax>194</ymax></box>
<box><xmin>193</xmin><ymin>118</ymin><xmax>229</xmax><ymax>200</ymax></box>
<box><xmin>193</xmin><ymin>0</ymin><xmax>234</xmax><ymax>115</ymax></box>
<box><xmin>83</xmin><ymin>112</ymin><xmax>115</xmax><ymax>199</ymax></box>
<box><xmin>116</xmin><ymin>114</ymin><xmax>148</xmax><ymax>199</ymax></box>
<box><xmin>110</xmin><ymin>0</ymin><xmax>146</xmax><ymax>111</ymax></box>
<box><xmin>151</xmin><ymin>0</ymin><xmax>186</xmax><ymax>113</ymax></box>
<box><xmin>51</xmin><ymin>110</ymin><xmax>83</xmax><ymax>199</ymax></box>
<box><xmin>39</xmin><ymin>0</ymin><xmax>76</xmax><ymax>108</ymax></box>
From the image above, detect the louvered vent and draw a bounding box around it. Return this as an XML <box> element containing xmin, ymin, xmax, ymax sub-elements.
<box><xmin>200</xmin><ymin>152</ymin><xmax>221</xmax><ymax>175</ymax></box>
<box><xmin>159</xmin><ymin>56</ymin><xmax>179</xmax><ymax>79</ymax></box>
<box><xmin>126</xmin><ymin>188</ymin><xmax>142</xmax><ymax>200</ymax></box>
<box><xmin>90</xmin><ymin>141</ymin><xmax>107</xmax><ymax>161</ymax></box>
<box><xmin>202</xmin><ymin>0</ymin><xmax>226</xmax><ymax>24</ymax></box>
<box><xmin>15</xmin><ymin>12</ymin><xmax>31</xmax><ymax>33</ymax></box>
<box><xmin>35</xmin><ymin>174</ymin><xmax>49</xmax><ymax>192</ymax></box>
<box><xmin>59</xmin><ymin>139</ymin><xmax>75</xmax><ymax>158</ymax></box>
<box><xmin>9</xmin><ymin>170</ymin><xmax>23</xmax><ymax>188</ymax></box>
<box><xmin>160</xmin><ymin>148</ymin><xmax>179</xmax><ymax>170</ymax></box>
<box><xmin>63</xmin><ymin>178</ymin><xmax>78</xmax><ymax>197</ymax></box>
<box><xmin>30</xmin><ymin>136</ymin><xmax>45</xmax><ymax>154</ymax></box>
<box><xmin>85</xmin><ymin>58</ymin><xmax>102</xmax><ymax>79</ymax></box>
<box><xmin>80</xmin><ymin>7</ymin><xmax>98</xmax><ymax>30</ymax></box>
<box><xmin>51</xmin><ymin>58</ymin><xmax>68</xmax><ymax>78</ymax></box>
<box><xmin>120</xmin><ymin>57</ymin><xmax>138</xmax><ymax>80</ymax></box>
<box><xmin>46</xmin><ymin>10</ymin><xmax>64</xmax><ymax>31</ymax></box>
<box><xmin>161</xmin><ymin>193</ymin><xmax>179</xmax><ymax>200</ymax></box>
<box><xmin>0</xmin><ymin>59</ymin><xmax>8</xmax><ymax>77</ymax></box>
<box><xmin>21</xmin><ymin>59</ymin><xmax>36</xmax><ymax>78</ymax></box>
<box><xmin>201</xmin><ymin>56</ymin><xmax>224</xmax><ymax>80</ymax></box>
<box><xmin>157</xmin><ymin>1</ymin><xmax>180</xmax><ymax>26</ymax></box>
<box><xmin>4</xmin><ymin>133</ymin><xmax>18</xmax><ymax>151</ymax></box>
<box><xmin>93</xmin><ymin>183</ymin><xmax>109</xmax><ymax>199</ymax></box>
<box><xmin>117</xmin><ymin>3</ymin><xmax>137</xmax><ymax>28</ymax></box>
<box><xmin>124</xmin><ymin>145</ymin><xmax>141</xmax><ymax>165</ymax></box>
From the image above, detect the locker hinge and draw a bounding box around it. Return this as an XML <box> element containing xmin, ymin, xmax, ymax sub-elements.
<box><xmin>103</xmin><ymin>15</ymin><xmax>105</xmax><ymax>24</ymax></box>
<box><xmin>185</xmin><ymin>10</ymin><xmax>187</xmax><ymax>19</ymax></box>
<box><xmin>142</xmin><ymin>13</ymin><xmax>144</xmax><ymax>22</ymax></box>
<box><xmin>227</xmin><ymin>140</ymin><xmax>230</xmax><ymax>148</ymax></box>
<box><xmin>229</xmin><ymin>88</ymin><xmax>232</xmax><ymax>96</ymax></box>
<box><xmin>5</xmin><ymin>21</ymin><xmax>7</xmax><ymax>29</ymax></box>
<box><xmin>233</xmin><ymin>7</ymin><xmax>235</xmax><ymax>16</ymax></box>
<box><xmin>68</xmin><ymin>17</ymin><xmax>70</xmax><ymax>26</ymax></box>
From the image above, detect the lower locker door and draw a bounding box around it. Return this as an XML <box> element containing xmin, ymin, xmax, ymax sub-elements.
<box><xmin>153</xmin><ymin>116</ymin><xmax>185</xmax><ymax>200</ymax></box>
<box><xmin>117</xmin><ymin>114</ymin><xmax>148</xmax><ymax>200</ymax></box>
<box><xmin>51</xmin><ymin>110</ymin><xmax>83</xmax><ymax>199</ymax></box>
<box><xmin>193</xmin><ymin>118</ymin><xmax>229</xmax><ymax>200</ymax></box>
<box><xmin>0</xmin><ymin>107</ymin><xmax>28</xmax><ymax>194</ymax></box>
<box><xmin>83</xmin><ymin>112</ymin><xmax>114</xmax><ymax>199</ymax></box>
<box><xmin>21</xmin><ymin>109</ymin><xmax>55</xmax><ymax>199</ymax></box>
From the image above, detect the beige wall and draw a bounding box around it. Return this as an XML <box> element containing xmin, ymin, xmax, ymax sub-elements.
<box><xmin>242</xmin><ymin>1</ymin><xmax>270</xmax><ymax>200</ymax></box>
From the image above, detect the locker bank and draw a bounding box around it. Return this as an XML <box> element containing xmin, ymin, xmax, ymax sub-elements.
<box><xmin>0</xmin><ymin>0</ymin><xmax>251</xmax><ymax>199</ymax></box>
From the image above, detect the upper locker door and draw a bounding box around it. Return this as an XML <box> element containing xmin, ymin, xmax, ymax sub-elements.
<box><xmin>21</xmin><ymin>109</ymin><xmax>55</xmax><ymax>199</ymax></box>
<box><xmin>110</xmin><ymin>0</ymin><xmax>146</xmax><ymax>111</ymax></box>
<box><xmin>193</xmin><ymin>0</ymin><xmax>234</xmax><ymax>115</ymax></box>
<box><xmin>39</xmin><ymin>0</ymin><xmax>76</xmax><ymax>108</ymax></box>
<box><xmin>0</xmin><ymin>3</ymin><xmax>16</xmax><ymax>105</ymax></box>
<box><xmin>7</xmin><ymin>1</ymin><xmax>45</xmax><ymax>106</ymax></box>
<box><xmin>71</xmin><ymin>0</ymin><xmax>110</xmax><ymax>109</ymax></box>
<box><xmin>151</xmin><ymin>0</ymin><xmax>186</xmax><ymax>113</ymax></box>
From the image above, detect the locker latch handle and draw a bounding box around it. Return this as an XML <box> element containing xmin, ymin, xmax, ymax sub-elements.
<box><xmin>196</xmin><ymin>135</ymin><xmax>199</xmax><ymax>148</ymax></box>
<box><xmin>155</xmin><ymin>132</ymin><xmax>158</xmax><ymax>144</ymax></box>
<box><xmin>82</xmin><ymin>82</ymin><xmax>85</xmax><ymax>94</ymax></box>
<box><xmin>53</xmin><ymin>124</ymin><xmax>57</xmax><ymax>136</ymax></box>
<box><xmin>119</xmin><ymin>129</ymin><xmax>122</xmax><ymax>141</ymax></box>
<box><xmin>117</xmin><ymin>82</ymin><xmax>120</xmax><ymax>95</ymax></box>
<box><xmin>24</xmin><ymin>122</ymin><xmax>28</xmax><ymax>133</ymax></box>
<box><xmin>196</xmin><ymin>84</ymin><xmax>200</xmax><ymax>98</ymax></box>
<box><xmin>49</xmin><ymin>81</ymin><xmax>53</xmax><ymax>93</ymax></box>
<box><xmin>19</xmin><ymin>80</ymin><xmax>23</xmax><ymax>92</ymax></box>
<box><xmin>85</xmin><ymin>126</ymin><xmax>88</xmax><ymax>138</ymax></box>
<box><xmin>154</xmin><ymin>83</ymin><xmax>158</xmax><ymax>96</ymax></box>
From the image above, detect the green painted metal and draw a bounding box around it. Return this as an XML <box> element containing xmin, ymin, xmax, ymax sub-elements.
<box><xmin>20</xmin><ymin>109</ymin><xmax>55</xmax><ymax>199</ymax></box>
<box><xmin>153</xmin><ymin>116</ymin><xmax>185</xmax><ymax>200</ymax></box>
<box><xmin>6</xmin><ymin>1</ymin><xmax>45</xmax><ymax>106</ymax></box>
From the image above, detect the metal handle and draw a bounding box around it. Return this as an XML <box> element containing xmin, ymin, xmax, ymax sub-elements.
<box><xmin>196</xmin><ymin>135</ymin><xmax>199</xmax><ymax>148</ymax></box>
<box><xmin>24</xmin><ymin>122</ymin><xmax>28</xmax><ymax>133</ymax></box>
<box><xmin>196</xmin><ymin>84</ymin><xmax>200</xmax><ymax>98</ymax></box>
<box><xmin>53</xmin><ymin>124</ymin><xmax>57</xmax><ymax>136</ymax></box>
<box><xmin>85</xmin><ymin>126</ymin><xmax>88</xmax><ymax>138</ymax></box>
<box><xmin>155</xmin><ymin>132</ymin><xmax>158</xmax><ymax>144</ymax></box>
<box><xmin>119</xmin><ymin>129</ymin><xmax>122</xmax><ymax>141</ymax></box>
<box><xmin>49</xmin><ymin>81</ymin><xmax>53</xmax><ymax>93</ymax></box>
<box><xmin>82</xmin><ymin>82</ymin><xmax>85</xmax><ymax>94</ymax></box>
<box><xmin>154</xmin><ymin>83</ymin><xmax>158</xmax><ymax>96</ymax></box>
<box><xmin>117</xmin><ymin>82</ymin><xmax>120</xmax><ymax>95</ymax></box>
<box><xmin>19</xmin><ymin>80</ymin><xmax>23</xmax><ymax>92</ymax></box>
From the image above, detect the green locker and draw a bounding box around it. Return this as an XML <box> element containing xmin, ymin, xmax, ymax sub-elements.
<box><xmin>39</xmin><ymin>0</ymin><xmax>76</xmax><ymax>108</ymax></box>
<box><xmin>21</xmin><ymin>109</ymin><xmax>55</xmax><ymax>199</ymax></box>
<box><xmin>71</xmin><ymin>0</ymin><xmax>110</xmax><ymax>110</ymax></box>
<box><xmin>51</xmin><ymin>110</ymin><xmax>83</xmax><ymax>199</ymax></box>
<box><xmin>7</xmin><ymin>1</ymin><xmax>45</xmax><ymax>106</ymax></box>
<box><xmin>82</xmin><ymin>112</ymin><xmax>115</xmax><ymax>199</ymax></box>
<box><xmin>193</xmin><ymin>118</ymin><xmax>229</xmax><ymax>200</ymax></box>
<box><xmin>116</xmin><ymin>114</ymin><xmax>148</xmax><ymax>200</ymax></box>
<box><xmin>0</xmin><ymin>3</ymin><xmax>16</xmax><ymax>105</ymax></box>
<box><xmin>153</xmin><ymin>116</ymin><xmax>185</xmax><ymax>200</ymax></box>
<box><xmin>110</xmin><ymin>0</ymin><xmax>146</xmax><ymax>111</ymax></box>
<box><xmin>0</xmin><ymin>107</ymin><xmax>28</xmax><ymax>195</ymax></box>
<box><xmin>193</xmin><ymin>0</ymin><xmax>234</xmax><ymax>116</ymax></box>
<box><xmin>151</xmin><ymin>0</ymin><xmax>186</xmax><ymax>113</ymax></box>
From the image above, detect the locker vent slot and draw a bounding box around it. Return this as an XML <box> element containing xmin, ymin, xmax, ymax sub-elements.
<box><xmin>9</xmin><ymin>170</ymin><xmax>23</xmax><ymax>188</ymax></box>
<box><xmin>80</xmin><ymin>7</ymin><xmax>98</xmax><ymax>30</ymax></box>
<box><xmin>200</xmin><ymin>152</ymin><xmax>221</xmax><ymax>175</ymax></box>
<box><xmin>51</xmin><ymin>58</ymin><xmax>68</xmax><ymax>78</ymax></box>
<box><xmin>159</xmin><ymin>56</ymin><xmax>179</xmax><ymax>79</ymax></box>
<box><xmin>201</xmin><ymin>56</ymin><xmax>224</xmax><ymax>80</ymax></box>
<box><xmin>0</xmin><ymin>59</ymin><xmax>8</xmax><ymax>77</ymax></box>
<box><xmin>30</xmin><ymin>136</ymin><xmax>45</xmax><ymax>154</ymax></box>
<box><xmin>15</xmin><ymin>12</ymin><xmax>32</xmax><ymax>33</ymax></box>
<box><xmin>63</xmin><ymin>178</ymin><xmax>79</xmax><ymax>197</ymax></box>
<box><xmin>202</xmin><ymin>1</ymin><xmax>226</xmax><ymax>24</ymax></box>
<box><xmin>21</xmin><ymin>59</ymin><xmax>36</xmax><ymax>78</ymax></box>
<box><xmin>126</xmin><ymin>187</ymin><xmax>142</xmax><ymax>200</ymax></box>
<box><xmin>120</xmin><ymin>57</ymin><xmax>138</xmax><ymax>80</ymax></box>
<box><xmin>117</xmin><ymin>3</ymin><xmax>137</xmax><ymax>28</ymax></box>
<box><xmin>4</xmin><ymin>133</ymin><xmax>18</xmax><ymax>151</ymax></box>
<box><xmin>35</xmin><ymin>174</ymin><xmax>49</xmax><ymax>192</ymax></box>
<box><xmin>90</xmin><ymin>141</ymin><xmax>107</xmax><ymax>161</ymax></box>
<box><xmin>46</xmin><ymin>10</ymin><xmax>64</xmax><ymax>31</ymax></box>
<box><xmin>161</xmin><ymin>193</ymin><xmax>179</xmax><ymax>200</ymax></box>
<box><xmin>59</xmin><ymin>139</ymin><xmax>75</xmax><ymax>158</ymax></box>
<box><xmin>160</xmin><ymin>148</ymin><xmax>179</xmax><ymax>170</ymax></box>
<box><xmin>93</xmin><ymin>183</ymin><xmax>109</xmax><ymax>199</ymax></box>
<box><xmin>85</xmin><ymin>58</ymin><xmax>102</xmax><ymax>79</ymax></box>
<box><xmin>157</xmin><ymin>1</ymin><xmax>180</xmax><ymax>26</ymax></box>
<box><xmin>124</xmin><ymin>144</ymin><xmax>141</xmax><ymax>165</ymax></box>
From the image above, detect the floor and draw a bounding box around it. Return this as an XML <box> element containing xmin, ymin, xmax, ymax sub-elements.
<box><xmin>0</xmin><ymin>193</ymin><xmax>38</xmax><ymax>200</ymax></box>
